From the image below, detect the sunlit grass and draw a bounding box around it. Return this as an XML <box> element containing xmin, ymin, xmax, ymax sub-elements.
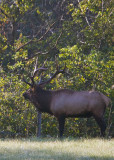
<box><xmin>0</xmin><ymin>138</ymin><xmax>114</xmax><ymax>160</ymax></box>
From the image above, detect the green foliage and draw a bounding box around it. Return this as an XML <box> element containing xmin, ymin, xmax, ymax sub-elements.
<box><xmin>0</xmin><ymin>0</ymin><xmax>113</xmax><ymax>138</ymax></box>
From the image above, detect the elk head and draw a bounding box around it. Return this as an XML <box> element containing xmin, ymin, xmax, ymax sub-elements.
<box><xmin>23</xmin><ymin>61</ymin><xmax>67</xmax><ymax>106</ymax></box>
<box><xmin>23</xmin><ymin>66</ymin><xmax>47</xmax><ymax>100</ymax></box>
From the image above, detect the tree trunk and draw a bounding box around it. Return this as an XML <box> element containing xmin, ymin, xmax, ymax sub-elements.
<box><xmin>37</xmin><ymin>111</ymin><xmax>42</xmax><ymax>137</ymax></box>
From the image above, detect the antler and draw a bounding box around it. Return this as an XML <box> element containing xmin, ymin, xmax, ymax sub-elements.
<box><xmin>39</xmin><ymin>62</ymin><xmax>67</xmax><ymax>87</ymax></box>
<box><xmin>30</xmin><ymin>67</ymin><xmax>47</xmax><ymax>85</ymax></box>
<box><xmin>23</xmin><ymin>58</ymin><xmax>47</xmax><ymax>86</ymax></box>
<box><xmin>23</xmin><ymin>58</ymin><xmax>67</xmax><ymax>87</ymax></box>
<box><xmin>23</xmin><ymin>76</ymin><xmax>33</xmax><ymax>86</ymax></box>
<box><xmin>30</xmin><ymin>58</ymin><xmax>48</xmax><ymax>85</ymax></box>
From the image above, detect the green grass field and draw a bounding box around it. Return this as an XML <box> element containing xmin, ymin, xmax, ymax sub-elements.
<box><xmin>0</xmin><ymin>138</ymin><xmax>113</xmax><ymax>160</ymax></box>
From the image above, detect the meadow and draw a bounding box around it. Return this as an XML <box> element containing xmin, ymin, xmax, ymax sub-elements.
<box><xmin>0</xmin><ymin>138</ymin><xmax>114</xmax><ymax>160</ymax></box>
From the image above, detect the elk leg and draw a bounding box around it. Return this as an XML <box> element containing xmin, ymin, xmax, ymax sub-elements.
<box><xmin>94</xmin><ymin>116</ymin><xmax>106</xmax><ymax>137</ymax></box>
<box><xmin>58</xmin><ymin>116</ymin><xmax>65</xmax><ymax>138</ymax></box>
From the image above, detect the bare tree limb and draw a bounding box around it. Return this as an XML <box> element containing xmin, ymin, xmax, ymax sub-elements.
<box><xmin>102</xmin><ymin>0</ymin><xmax>104</xmax><ymax>13</ymax></box>
<box><xmin>36</xmin><ymin>21</ymin><xmax>56</xmax><ymax>42</ymax></box>
<box><xmin>15</xmin><ymin>21</ymin><xmax>56</xmax><ymax>52</ymax></box>
<box><xmin>85</xmin><ymin>16</ymin><xmax>92</xmax><ymax>30</ymax></box>
<box><xmin>54</xmin><ymin>30</ymin><xmax>63</xmax><ymax>48</ymax></box>
<box><xmin>77</xmin><ymin>0</ymin><xmax>92</xmax><ymax>31</ymax></box>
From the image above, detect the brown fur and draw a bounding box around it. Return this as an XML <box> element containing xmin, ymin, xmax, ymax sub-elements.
<box><xmin>23</xmin><ymin>85</ymin><xmax>111</xmax><ymax>137</ymax></box>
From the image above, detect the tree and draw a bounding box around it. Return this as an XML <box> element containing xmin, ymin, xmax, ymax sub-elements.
<box><xmin>0</xmin><ymin>0</ymin><xmax>113</xmax><ymax>138</ymax></box>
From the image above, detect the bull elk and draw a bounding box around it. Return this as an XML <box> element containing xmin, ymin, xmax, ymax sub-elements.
<box><xmin>23</xmin><ymin>63</ymin><xmax>111</xmax><ymax>138</ymax></box>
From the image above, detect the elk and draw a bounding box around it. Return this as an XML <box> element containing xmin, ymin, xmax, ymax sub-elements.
<box><xmin>23</xmin><ymin>63</ymin><xmax>111</xmax><ymax>138</ymax></box>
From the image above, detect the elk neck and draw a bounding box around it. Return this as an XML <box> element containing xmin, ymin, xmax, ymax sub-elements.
<box><xmin>35</xmin><ymin>86</ymin><xmax>52</xmax><ymax>114</ymax></box>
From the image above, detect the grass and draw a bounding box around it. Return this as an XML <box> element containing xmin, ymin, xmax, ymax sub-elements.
<box><xmin>0</xmin><ymin>138</ymin><xmax>114</xmax><ymax>160</ymax></box>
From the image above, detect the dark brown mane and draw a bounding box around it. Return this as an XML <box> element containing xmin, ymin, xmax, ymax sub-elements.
<box><xmin>34</xmin><ymin>86</ymin><xmax>52</xmax><ymax>114</ymax></box>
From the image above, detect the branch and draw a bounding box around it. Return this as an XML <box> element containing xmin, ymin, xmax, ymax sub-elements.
<box><xmin>36</xmin><ymin>21</ymin><xmax>56</xmax><ymax>42</ymax></box>
<box><xmin>77</xmin><ymin>0</ymin><xmax>92</xmax><ymax>31</ymax></box>
<box><xmin>102</xmin><ymin>0</ymin><xmax>104</xmax><ymax>13</ymax></box>
<box><xmin>15</xmin><ymin>38</ymin><xmax>34</xmax><ymax>52</ymax></box>
<box><xmin>0</xmin><ymin>7</ymin><xmax>9</xmax><ymax>18</ymax></box>
<box><xmin>24</xmin><ymin>51</ymin><xmax>48</xmax><ymax>61</ymax></box>
<box><xmin>54</xmin><ymin>30</ymin><xmax>63</xmax><ymax>48</ymax></box>
<box><xmin>15</xmin><ymin>21</ymin><xmax>56</xmax><ymax>52</ymax></box>
<box><xmin>85</xmin><ymin>16</ymin><xmax>92</xmax><ymax>30</ymax></box>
